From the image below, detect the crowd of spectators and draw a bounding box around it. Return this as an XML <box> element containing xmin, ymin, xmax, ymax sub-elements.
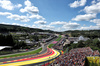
<box><xmin>93</xmin><ymin>50</ymin><xmax>99</xmax><ymax>56</ymax></box>
<box><xmin>50</xmin><ymin>47</ymin><xmax>99</xmax><ymax>66</ymax></box>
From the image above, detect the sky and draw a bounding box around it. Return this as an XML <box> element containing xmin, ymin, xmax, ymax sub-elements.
<box><xmin>0</xmin><ymin>0</ymin><xmax>100</xmax><ymax>32</ymax></box>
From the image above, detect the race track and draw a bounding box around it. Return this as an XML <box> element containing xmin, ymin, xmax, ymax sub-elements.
<box><xmin>0</xmin><ymin>48</ymin><xmax>60</xmax><ymax>66</ymax></box>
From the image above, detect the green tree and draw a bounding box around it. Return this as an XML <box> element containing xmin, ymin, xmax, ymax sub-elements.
<box><xmin>77</xmin><ymin>40</ymin><xmax>85</xmax><ymax>47</ymax></box>
<box><xmin>93</xmin><ymin>38</ymin><xmax>100</xmax><ymax>47</ymax></box>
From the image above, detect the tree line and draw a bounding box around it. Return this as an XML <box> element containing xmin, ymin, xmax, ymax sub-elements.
<box><xmin>0</xmin><ymin>24</ymin><xmax>54</xmax><ymax>33</ymax></box>
<box><xmin>64</xmin><ymin>30</ymin><xmax>100</xmax><ymax>39</ymax></box>
<box><xmin>0</xmin><ymin>34</ymin><xmax>26</xmax><ymax>49</ymax></box>
<box><xmin>64</xmin><ymin>38</ymin><xmax>100</xmax><ymax>52</ymax></box>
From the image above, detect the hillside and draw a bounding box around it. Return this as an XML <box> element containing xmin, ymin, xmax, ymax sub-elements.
<box><xmin>0</xmin><ymin>24</ymin><xmax>55</xmax><ymax>33</ymax></box>
<box><xmin>63</xmin><ymin>30</ymin><xmax>100</xmax><ymax>39</ymax></box>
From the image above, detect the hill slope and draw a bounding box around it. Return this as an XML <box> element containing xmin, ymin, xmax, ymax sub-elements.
<box><xmin>0</xmin><ymin>24</ymin><xmax>54</xmax><ymax>33</ymax></box>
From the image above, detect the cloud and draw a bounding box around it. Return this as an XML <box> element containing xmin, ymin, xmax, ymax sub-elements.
<box><xmin>20</xmin><ymin>6</ymin><xmax>39</xmax><ymax>14</ymax></box>
<box><xmin>90</xmin><ymin>19</ymin><xmax>100</xmax><ymax>25</ymax></box>
<box><xmin>80</xmin><ymin>25</ymin><xmax>100</xmax><ymax>30</ymax></box>
<box><xmin>0</xmin><ymin>12</ymin><xmax>12</xmax><ymax>16</ymax></box>
<box><xmin>12</xmin><ymin>23</ymin><xmax>28</xmax><ymax>27</ymax></box>
<box><xmin>20</xmin><ymin>0</ymin><xmax>39</xmax><ymax>14</ymax></box>
<box><xmin>34</xmin><ymin>20</ymin><xmax>47</xmax><ymax>24</ymax></box>
<box><xmin>91</xmin><ymin>0</ymin><xmax>96</xmax><ymax>4</ymax></box>
<box><xmin>0</xmin><ymin>22</ymin><xmax>32</xmax><ymax>28</ymax></box>
<box><xmin>31</xmin><ymin>25</ymin><xmax>37</xmax><ymax>28</ymax></box>
<box><xmin>50</xmin><ymin>21</ymin><xmax>80</xmax><ymax>31</ymax></box>
<box><xmin>72</xmin><ymin>14</ymin><xmax>96</xmax><ymax>21</ymax></box>
<box><xmin>90</xmin><ymin>19</ymin><xmax>100</xmax><ymax>23</ymax></box>
<box><xmin>50</xmin><ymin>21</ymin><xmax>66</xmax><ymax>25</ymax></box>
<box><xmin>0</xmin><ymin>12</ymin><xmax>30</xmax><ymax>22</ymax></box>
<box><xmin>84</xmin><ymin>2</ymin><xmax>100</xmax><ymax>14</ymax></box>
<box><xmin>7</xmin><ymin>14</ymin><xmax>30</xmax><ymax>22</ymax></box>
<box><xmin>19</xmin><ymin>0</ymin><xmax>45</xmax><ymax>21</ymax></box>
<box><xmin>15</xmin><ymin>4</ymin><xmax>22</xmax><ymax>8</ymax></box>
<box><xmin>24</xmin><ymin>0</ymin><xmax>31</xmax><ymax>7</ymax></box>
<box><xmin>62</xmin><ymin>22</ymin><xmax>80</xmax><ymax>29</ymax></box>
<box><xmin>0</xmin><ymin>0</ymin><xmax>22</xmax><ymax>10</ymax></box>
<box><xmin>97</xmin><ymin>0</ymin><xmax>100</xmax><ymax>1</ymax></box>
<box><xmin>0</xmin><ymin>0</ymin><xmax>14</xmax><ymax>10</ymax></box>
<box><xmin>69</xmin><ymin>0</ymin><xmax>86</xmax><ymax>8</ymax></box>
<box><xmin>29</xmin><ymin>14</ymin><xmax>45</xmax><ymax>20</ymax></box>
<box><xmin>1</xmin><ymin>22</ymin><xmax>10</xmax><ymax>25</ymax></box>
<box><xmin>38</xmin><ymin>25</ymin><xmax>54</xmax><ymax>30</ymax></box>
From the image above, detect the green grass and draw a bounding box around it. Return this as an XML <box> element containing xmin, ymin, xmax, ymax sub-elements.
<box><xmin>0</xmin><ymin>48</ymin><xmax>42</xmax><ymax>59</ymax></box>
<box><xmin>64</xmin><ymin>48</ymin><xmax>68</xmax><ymax>54</ymax></box>
<box><xmin>48</xmin><ymin>35</ymin><xmax>62</xmax><ymax>48</ymax></box>
<box><xmin>48</xmin><ymin>44</ymin><xmax>55</xmax><ymax>48</ymax></box>
<box><xmin>56</xmin><ymin>35</ymin><xmax>62</xmax><ymax>41</ymax></box>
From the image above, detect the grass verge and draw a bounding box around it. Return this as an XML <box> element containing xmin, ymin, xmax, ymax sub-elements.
<box><xmin>56</xmin><ymin>35</ymin><xmax>62</xmax><ymax>41</ymax></box>
<box><xmin>48</xmin><ymin>44</ymin><xmax>55</xmax><ymax>48</ymax></box>
<box><xmin>0</xmin><ymin>48</ymin><xmax>42</xmax><ymax>59</ymax></box>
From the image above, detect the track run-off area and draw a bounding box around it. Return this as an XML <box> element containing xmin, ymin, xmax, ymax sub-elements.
<box><xmin>0</xmin><ymin>48</ymin><xmax>60</xmax><ymax>66</ymax></box>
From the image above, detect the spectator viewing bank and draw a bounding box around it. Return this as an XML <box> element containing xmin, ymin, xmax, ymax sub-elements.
<box><xmin>50</xmin><ymin>47</ymin><xmax>99</xmax><ymax>66</ymax></box>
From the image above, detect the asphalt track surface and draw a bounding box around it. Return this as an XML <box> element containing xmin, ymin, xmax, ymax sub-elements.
<box><xmin>0</xmin><ymin>48</ymin><xmax>60</xmax><ymax>66</ymax></box>
<box><xmin>0</xmin><ymin>37</ymin><xmax>60</xmax><ymax>66</ymax></box>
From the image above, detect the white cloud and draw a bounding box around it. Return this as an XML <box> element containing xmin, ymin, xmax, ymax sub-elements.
<box><xmin>84</xmin><ymin>2</ymin><xmax>100</xmax><ymax>14</ymax></box>
<box><xmin>0</xmin><ymin>12</ymin><xmax>30</xmax><ymax>22</ymax></box>
<box><xmin>91</xmin><ymin>0</ymin><xmax>96</xmax><ymax>4</ymax></box>
<box><xmin>0</xmin><ymin>22</ymin><xmax>38</xmax><ymax>30</ymax></box>
<box><xmin>50</xmin><ymin>21</ymin><xmax>80</xmax><ymax>31</ymax></box>
<box><xmin>34</xmin><ymin>20</ymin><xmax>47</xmax><ymax>24</ymax></box>
<box><xmin>72</xmin><ymin>14</ymin><xmax>96</xmax><ymax>21</ymax></box>
<box><xmin>20</xmin><ymin>0</ymin><xmax>39</xmax><ymax>14</ymax></box>
<box><xmin>0</xmin><ymin>12</ymin><xmax>12</xmax><ymax>16</ymax></box>
<box><xmin>50</xmin><ymin>21</ymin><xmax>66</xmax><ymax>25</ymax></box>
<box><xmin>11</xmin><ymin>23</ymin><xmax>32</xmax><ymax>28</ymax></box>
<box><xmin>1</xmin><ymin>22</ymin><xmax>10</xmax><ymax>25</ymax></box>
<box><xmin>0</xmin><ymin>0</ymin><xmax>13</xmax><ymax>10</ymax></box>
<box><xmin>7</xmin><ymin>14</ymin><xmax>30</xmax><ymax>22</ymax></box>
<box><xmin>90</xmin><ymin>19</ymin><xmax>100</xmax><ymax>23</ymax></box>
<box><xmin>20</xmin><ymin>6</ymin><xmax>39</xmax><ymax>14</ymax></box>
<box><xmin>80</xmin><ymin>25</ymin><xmax>100</xmax><ymax>30</ymax></box>
<box><xmin>38</xmin><ymin>25</ymin><xmax>54</xmax><ymax>30</ymax></box>
<box><xmin>12</xmin><ymin>23</ymin><xmax>27</xmax><ymax>27</ymax></box>
<box><xmin>90</xmin><ymin>19</ymin><xmax>100</xmax><ymax>26</ymax></box>
<box><xmin>12</xmin><ymin>23</ymin><xmax>21</xmax><ymax>26</ymax></box>
<box><xmin>53</xmin><ymin>27</ymin><xmax>65</xmax><ymax>32</ymax></box>
<box><xmin>97</xmin><ymin>0</ymin><xmax>100</xmax><ymax>1</ymax></box>
<box><xmin>0</xmin><ymin>0</ymin><xmax>22</xmax><ymax>10</ymax></box>
<box><xmin>83</xmin><ymin>24</ymin><xmax>86</xmax><ymax>26</ymax></box>
<box><xmin>29</xmin><ymin>14</ymin><xmax>45</xmax><ymax>20</ymax></box>
<box><xmin>20</xmin><ymin>0</ymin><xmax>45</xmax><ymax>21</ymax></box>
<box><xmin>15</xmin><ymin>4</ymin><xmax>22</xmax><ymax>8</ymax></box>
<box><xmin>0</xmin><ymin>22</ymin><xmax>32</xmax><ymax>28</ymax></box>
<box><xmin>69</xmin><ymin>0</ymin><xmax>86</xmax><ymax>8</ymax></box>
<box><xmin>24</xmin><ymin>0</ymin><xmax>31</xmax><ymax>7</ymax></box>
<box><xmin>62</xmin><ymin>22</ymin><xmax>80</xmax><ymax>29</ymax></box>
<box><xmin>97</xmin><ymin>23</ymin><xmax>100</xmax><ymax>26</ymax></box>
<box><xmin>31</xmin><ymin>25</ymin><xmax>37</xmax><ymax>28</ymax></box>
